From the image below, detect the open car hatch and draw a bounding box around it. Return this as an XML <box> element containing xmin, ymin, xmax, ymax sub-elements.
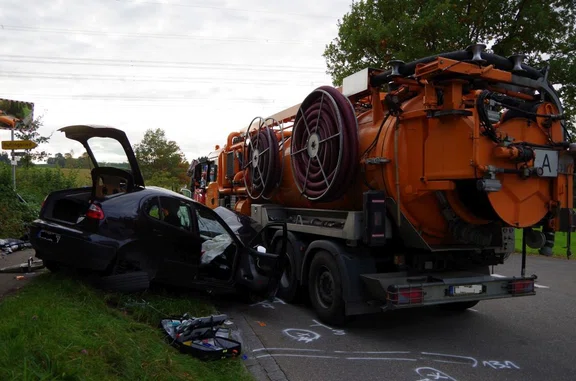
<box><xmin>59</xmin><ymin>124</ymin><xmax>145</xmax><ymax>187</ymax></box>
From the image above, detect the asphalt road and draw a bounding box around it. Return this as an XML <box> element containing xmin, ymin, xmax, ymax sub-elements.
<box><xmin>223</xmin><ymin>254</ymin><xmax>576</xmax><ymax>381</ymax></box>
<box><xmin>0</xmin><ymin>249</ymin><xmax>38</xmax><ymax>298</ymax></box>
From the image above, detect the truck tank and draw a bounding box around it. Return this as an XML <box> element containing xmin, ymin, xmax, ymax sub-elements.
<box><xmin>207</xmin><ymin>45</ymin><xmax>576</xmax><ymax>251</ymax></box>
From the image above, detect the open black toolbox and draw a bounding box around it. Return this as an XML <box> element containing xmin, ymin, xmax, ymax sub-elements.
<box><xmin>160</xmin><ymin>314</ymin><xmax>241</xmax><ymax>361</ymax></box>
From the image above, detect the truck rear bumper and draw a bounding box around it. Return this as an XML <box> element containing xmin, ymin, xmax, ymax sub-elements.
<box><xmin>360</xmin><ymin>271</ymin><xmax>537</xmax><ymax>310</ymax></box>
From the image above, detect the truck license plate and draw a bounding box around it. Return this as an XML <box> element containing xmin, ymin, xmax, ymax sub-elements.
<box><xmin>449</xmin><ymin>284</ymin><xmax>483</xmax><ymax>296</ymax></box>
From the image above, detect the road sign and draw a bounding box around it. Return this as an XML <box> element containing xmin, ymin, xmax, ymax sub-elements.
<box><xmin>1</xmin><ymin>140</ymin><xmax>37</xmax><ymax>150</ymax></box>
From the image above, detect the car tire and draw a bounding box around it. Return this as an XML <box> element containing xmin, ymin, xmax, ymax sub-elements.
<box><xmin>438</xmin><ymin>300</ymin><xmax>480</xmax><ymax>311</ymax></box>
<box><xmin>308</xmin><ymin>250</ymin><xmax>348</xmax><ymax>326</ymax></box>
<box><xmin>98</xmin><ymin>271</ymin><xmax>150</xmax><ymax>293</ymax></box>
<box><xmin>275</xmin><ymin>240</ymin><xmax>301</xmax><ymax>303</ymax></box>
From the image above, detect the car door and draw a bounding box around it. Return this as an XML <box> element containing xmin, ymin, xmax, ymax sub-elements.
<box><xmin>191</xmin><ymin>203</ymin><xmax>287</xmax><ymax>299</ymax></box>
<box><xmin>141</xmin><ymin>195</ymin><xmax>202</xmax><ymax>287</ymax></box>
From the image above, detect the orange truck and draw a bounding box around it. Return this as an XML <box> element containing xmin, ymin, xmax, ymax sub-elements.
<box><xmin>188</xmin><ymin>45</ymin><xmax>575</xmax><ymax>325</ymax></box>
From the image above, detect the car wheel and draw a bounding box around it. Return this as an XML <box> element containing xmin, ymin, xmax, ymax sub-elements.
<box><xmin>438</xmin><ymin>300</ymin><xmax>480</xmax><ymax>312</ymax></box>
<box><xmin>99</xmin><ymin>271</ymin><xmax>150</xmax><ymax>293</ymax></box>
<box><xmin>308</xmin><ymin>250</ymin><xmax>348</xmax><ymax>326</ymax></box>
<box><xmin>275</xmin><ymin>240</ymin><xmax>301</xmax><ymax>303</ymax></box>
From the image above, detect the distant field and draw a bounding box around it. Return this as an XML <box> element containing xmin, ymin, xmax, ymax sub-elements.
<box><xmin>59</xmin><ymin>168</ymin><xmax>92</xmax><ymax>186</ymax></box>
<box><xmin>514</xmin><ymin>228</ymin><xmax>575</xmax><ymax>258</ymax></box>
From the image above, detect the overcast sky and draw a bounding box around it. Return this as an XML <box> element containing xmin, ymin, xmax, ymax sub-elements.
<box><xmin>0</xmin><ymin>0</ymin><xmax>353</xmax><ymax>163</ymax></box>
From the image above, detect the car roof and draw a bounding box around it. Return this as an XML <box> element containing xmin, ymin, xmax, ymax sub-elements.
<box><xmin>137</xmin><ymin>186</ymin><xmax>203</xmax><ymax>204</ymax></box>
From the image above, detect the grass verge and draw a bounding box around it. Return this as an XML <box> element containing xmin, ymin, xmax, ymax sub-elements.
<box><xmin>0</xmin><ymin>272</ymin><xmax>252</xmax><ymax>381</ymax></box>
<box><xmin>514</xmin><ymin>229</ymin><xmax>575</xmax><ymax>258</ymax></box>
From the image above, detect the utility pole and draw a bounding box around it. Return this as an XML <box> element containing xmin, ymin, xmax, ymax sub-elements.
<box><xmin>11</xmin><ymin>127</ymin><xmax>16</xmax><ymax>191</ymax></box>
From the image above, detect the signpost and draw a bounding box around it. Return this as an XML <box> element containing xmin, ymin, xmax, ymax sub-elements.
<box><xmin>0</xmin><ymin>98</ymin><xmax>35</xmax><ymax>191</ymax></box>
<box><xmin>1</xmin><ymin>140</ymin><xmax>37</xmax><ymax>150</ymax></box>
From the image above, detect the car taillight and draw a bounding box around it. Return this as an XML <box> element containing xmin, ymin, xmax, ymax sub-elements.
<box><xmin>508</xmin><ymin>279</ymin><xmax>535</xmax><ymax>295</ymax></box>
<box><xmin>387</xmin><ymin>287</ymin><xmax>424</xmax><ymax>305</ymax></box>
<box><xmin>86</xmin><ymin>204</ymin><xmax>105</xmax><ymax>220</ymax></box>
<box><xmin>41</xmin><ymin>196</ymin><xmax>48</xmax><ymax>209</ymax></box>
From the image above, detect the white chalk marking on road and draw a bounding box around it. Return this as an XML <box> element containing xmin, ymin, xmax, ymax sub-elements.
<box><xmin>421</xmin><ymin>352</ymin><xmax>478</xmax><ymax>368</ymax></box>
<box><xmin>256</xmin><ymin>354</ymin><xmax>339</xmax><ymax>359</ymax></box>
<box><xmin>282</xmin><ymin>328</ymin><xmax>321</xmax><ymax>343</ymax></box>
<box><xmin>415</xmin><ymin>367</ymin><xmax>458</xmax><ymax>381</ymax></box>
<box><xmin>534</xmin><ymin>284</ymin><xmax>550</xmax><ymax>289</ymax></box>
<box><xmin>346</xmin><ymin>357</ymin><xmax>417</xmax><ymax>361</ymax></box>
<box><xmin>253</xmin><ymin>348</ymin><xmax>323</xmax><ymax>352</ymax></box>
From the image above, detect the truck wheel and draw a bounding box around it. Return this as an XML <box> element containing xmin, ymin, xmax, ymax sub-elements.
<box><xmin>438</xmin><ymin>300</ymin><xmax>479</xmax><ymax>311</ymax></box>
<box><xmin>276</xmin><ymin>240</ymin><xmax>301</xmax><ymax>303</ymax></box>
<box><xmin>308</xmin><ymin>250</ymin><xmax>347</xmax><ymax>326</ymax></box>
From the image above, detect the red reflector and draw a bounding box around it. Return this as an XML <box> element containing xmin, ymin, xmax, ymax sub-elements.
<box><xmin>508</xmin><ymin>280</ymin><xmax>534</xmax><ymax>294</ymax></box>
<box><xmin>41</xmin><ymin>196</ymin><xmax>48</xmax><ymax>208</ymax></box>
<box><xmin>86</xmin><ymin>204</ymin><xmax>105</xmax><ymax>220</ymax></box>
<box><xmin>388</xmin><ymin>287</ymin><xmax>423</xmax><ymax>305</ymax></box>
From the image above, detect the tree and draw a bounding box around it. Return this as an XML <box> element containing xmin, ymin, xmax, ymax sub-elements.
<box><xmin>134</xmin><ymin>128</ymin><xmax>189</xmax><ymax>187</ymax></box>
<box><xmin>323</xmin><ymin>0</ymin><xmax>576</xmax><ymax>134</ymax></box>
<box><xmin>14</xmin><ymin>115</ymin><xmax>52</xmax><ymax>167</ymax></box>
<box><xmin>0</xmin><ymin>152</ymin><xmax>9</xmax><ymax>165</ymax></box>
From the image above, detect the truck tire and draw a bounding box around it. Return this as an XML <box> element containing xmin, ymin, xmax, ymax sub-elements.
<box><xmin>438</xmin><ymin>300</ymin><xmax>479</xmax><ymax>311</ymax></box>
<box><xmin>276</xmin><ymin>240</ymin><xmax>301</xmax><ymax>303</ymax></box>
<box><xmin>308</xmin><ymin>250</ymin><xmax>347</xmax><ymax>326</ymax></box>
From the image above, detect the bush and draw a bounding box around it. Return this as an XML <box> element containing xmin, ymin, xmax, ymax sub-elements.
<box><xmin>0</xmin><ymin>164</ymin><xmax>80</xmax><ymax>238</ymax></box>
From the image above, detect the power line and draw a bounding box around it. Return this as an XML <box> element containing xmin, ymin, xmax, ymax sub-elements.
<box><xmin>0</xmin><ymin>70</ymin><xmax>325</xmax><ymax>86</ymax></box>
<box><xmin>109</xmin><ymin>0</ymin><xmax>342</xmax><ymax>19</ymax></box>
<box><xmin>0</xmin><ymin>92</ymin><xmax>279</xmax><ymax>103</ymax></box>
<box><xmin>0</xmin><ymin>25</ymin><xmax>326</xmax><ymax>45</ymax></box>
<box><xmin>0</xmin><ymin>54</ymin><xmax>326</xmax><ymax>73</ymax></box>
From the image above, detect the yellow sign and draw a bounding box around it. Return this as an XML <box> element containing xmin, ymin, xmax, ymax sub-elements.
<box><xmin>1</xmin><ymin>140</ymin><xmax>38</xmax><ymax>150</ymax></box>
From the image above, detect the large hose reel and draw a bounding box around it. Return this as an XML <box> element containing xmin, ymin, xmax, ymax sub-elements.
<box><xmin>290</xmin><ymin>86</ymin><xmax>359</xmax><ymax>202</ymax></box>
<box><xmin>243</xmin><ymin>117</ymin><xmax>284</xmax><ymax>200</ymax></box>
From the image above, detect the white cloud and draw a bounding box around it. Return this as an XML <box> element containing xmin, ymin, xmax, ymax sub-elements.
<box><xmin>0</xmin><ymin>0</ymin><xmax>352</xmax><ymax>164</ymax></box>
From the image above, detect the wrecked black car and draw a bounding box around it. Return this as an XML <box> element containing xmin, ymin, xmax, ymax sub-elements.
<box><xmin>29</xmin><ymin>125</ymin><xmax>286</xmax><ymax>298</ymax></box>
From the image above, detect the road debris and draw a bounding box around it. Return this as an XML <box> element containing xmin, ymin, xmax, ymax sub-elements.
<box><xmin>160</xmin><ymin>313</ymin><xmax>241</xmax><ymax>361</ymax></box>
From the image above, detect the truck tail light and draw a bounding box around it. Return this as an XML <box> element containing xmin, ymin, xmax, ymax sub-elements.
<box><xmin>508</xmin><ymin>279</ymin><xmax>535</xmax><ymax>295</ymax></box>
<box><xmin>387</xmin><ymin>287</ymin><xmax>424</xmax><ymax>305</ymax></box>
<box><xmin>86</xmin><ymin>204</ymin><xmax>105</xmax><ymax>220</ymax></box>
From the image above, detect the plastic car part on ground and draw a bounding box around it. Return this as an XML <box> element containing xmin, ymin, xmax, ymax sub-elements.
<box><xmin>160</xmin><ymin>313</ymin><xmax>241</xmax><ymax>361</ymax></box>
<box><xmin>0</xmin><ymin>238</ymin><xmax>32</xmax><ymax>255</ymax></box>
<box><xmin>200</xmin><ymin>234</ymin><xmax>233</xmax><ymax>265</ymax></box>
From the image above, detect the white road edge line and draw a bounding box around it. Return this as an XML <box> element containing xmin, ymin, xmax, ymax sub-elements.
<box><xmin>252</xmin><ymin>348</ymin><xmax>323</xmax><ymax>352</ymax></box>
<box><xmin>346</xmin><ymin>357</ymin><xmax>417</xmax><ymax>361</ymax></box>
<box><xmin>334</xmin><ymin>351</ymin><xmax>411</xmax><ymax>354</ymax></box>
<box><xmin>256</xmin><ymin>354</ymin><xmax>339</xmax><ymax>359</ymax></box>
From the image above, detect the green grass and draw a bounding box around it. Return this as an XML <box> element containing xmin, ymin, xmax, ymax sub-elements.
<box><xmin>0</xmin><ymin>273</ymin><xmax>252</xmax><ymax>381</ymax></box>
<box><xmin>514</xmin><ymin>229</ymin><xmax>575</xmax><ymax>258</ymax></box>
